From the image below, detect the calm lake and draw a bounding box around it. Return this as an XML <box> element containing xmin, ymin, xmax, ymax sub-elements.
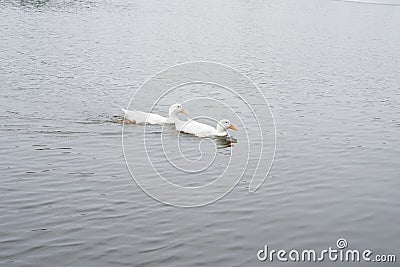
<box><xmin>1</xmin><ymin>0</ymin><xmax>399</xmax><ymax>266</ymax></box>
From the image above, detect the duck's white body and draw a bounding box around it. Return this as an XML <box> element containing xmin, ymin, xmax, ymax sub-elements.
<box><xmin>121</xmin><ymin>103</ymin><xmax>187</xmax><ymax>125</ymax></box>
<box><xmin>175</xmin><ymin>119</ymin><xmax>223</xmax><ymax>137</ymax></box>
<box><xmin>121</xmin><ymin>109</ymin><xmax>167</xmax><ymax>124</ymax></box>
<box><xmin>175</xmin><ymin>119</ymin><xmax>237</xmax><ymax>138</ymax></box>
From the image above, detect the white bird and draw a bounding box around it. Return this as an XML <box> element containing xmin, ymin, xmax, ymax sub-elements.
<box><xmin>121</xmin><ymin>103</ymin><xmax>188</xmax><ymax>124</ymax></box>
<box><xmin>175</xmin><ymin>118</ymin><xmax>238</xmax><ymax>137</ymax></box>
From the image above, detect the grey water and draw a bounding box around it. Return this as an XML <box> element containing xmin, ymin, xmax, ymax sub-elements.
<box><xmin>1</xmin><ymin>0</ymin><xmax>399</xmax><ymax>266</ymax></box>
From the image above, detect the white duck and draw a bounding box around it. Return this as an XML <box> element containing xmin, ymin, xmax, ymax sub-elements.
<box><xmin>175</xmin><ymin>118</ymin><xmax>237</xmax><ymax>138</ymax></box>
<box><xmin>121</xmin><ymin>103</ymin><xmax>188</xmax><ymax>124</ymax></box>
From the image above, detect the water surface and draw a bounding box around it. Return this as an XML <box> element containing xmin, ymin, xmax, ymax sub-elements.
<box><xmin>1</xmin><ymin>0</ymin><xmax>399</xmax><ymax>266</ymax></box>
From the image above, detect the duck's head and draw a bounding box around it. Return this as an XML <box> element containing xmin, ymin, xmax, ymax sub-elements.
<box><xmin>169</xmin><ymin>103</ymin><xmax>189</xmax><ymax>116</ymax></box>
<box><xmin>217</xmin><ymin>119</ymin><xmax>237</xmax><ymax>132</ymax></box>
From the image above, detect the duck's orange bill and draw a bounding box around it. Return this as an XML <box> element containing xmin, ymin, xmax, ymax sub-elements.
<box><xmin>229</xmin><ymin>124</ymin><xmax>238</xmax><ymax>131</ymax></box>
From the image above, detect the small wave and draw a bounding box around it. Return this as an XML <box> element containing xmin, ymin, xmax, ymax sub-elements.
<box><xmin>331</xmin><ymin>0</ymin><xmax>400</xmax><ymax>6</ymax></box>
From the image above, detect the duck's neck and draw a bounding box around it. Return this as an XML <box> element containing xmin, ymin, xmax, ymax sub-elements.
<box><xmin>216</xmin><ymin>124</ymin><xmax>227</xmax><ymax>135</ymax></box>
<box><xmin>167</xmin><ymin>112</ymin><xmax>180</xmax><ymax>123</ymax></box>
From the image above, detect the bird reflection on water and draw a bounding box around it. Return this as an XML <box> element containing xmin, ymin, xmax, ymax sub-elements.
<box><xmin>215</xmin><ymin>136</ymin><xmax>237</xmax><ymax>149</ymax></box>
